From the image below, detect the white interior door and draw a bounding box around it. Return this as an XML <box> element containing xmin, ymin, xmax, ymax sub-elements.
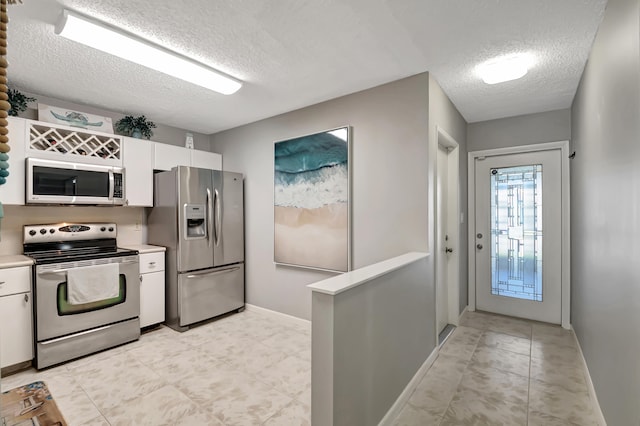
<box><xmin>436</xmin><ymin>145</ymin><xmax>450</xmax><ymax>334</ymax></box>
<box><xmin>474</xmin><ymin>149</ymin><xmax>562</xmax><ymax>324</ymax></box>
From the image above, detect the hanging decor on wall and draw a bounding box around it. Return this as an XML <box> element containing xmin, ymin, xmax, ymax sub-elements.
<box><xmin>274</xmin><ymin>126</ymin><xmax>351</xmax><ymax>272</ymax></box>
<box><xmin>0</xmin><ymin>0</ymin><xmax>14</xmax><ymax>189</ymax></box>
<box><xmin>1</xmin><ymin>0</ymin><xmax>19</xmax><ymax>238</ymax></box>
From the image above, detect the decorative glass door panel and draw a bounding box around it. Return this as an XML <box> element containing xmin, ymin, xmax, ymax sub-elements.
<box><xmin>490</xmin><ymin>165</ymin><xmax>542</xmax><ymax>301</ymax></box>
<box><xmin>475</xmin><ymin>150</ymin><xmax>562</xmax><ymax>324</ymax></box>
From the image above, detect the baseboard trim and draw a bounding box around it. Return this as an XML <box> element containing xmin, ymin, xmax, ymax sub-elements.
<box><xmin>378</xmin><ymin>346</ymin><xmax>440</xmax><ymax>426</ymax></box>
<box><xmin>571</xmin><ymin>326</ymin><xmax>607</xmax><ymax>426</ymax></box>
<box><xmin>244</xmin><ymin>303</ymin><xmax>311</xmax><ymax>329</ymax></box>
<box><xmin>458</xmin><ymin>305</ymin><xmax>468</xmax><ymax>322</ymax></box>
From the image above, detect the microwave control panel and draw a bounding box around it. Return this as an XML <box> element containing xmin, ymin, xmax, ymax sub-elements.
<box><xmin>113</xmin><ymin>173</ymin><xmax>123</xmax><ymax>199</ymax></box>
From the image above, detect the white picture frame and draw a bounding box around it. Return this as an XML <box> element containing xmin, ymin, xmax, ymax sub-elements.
<box><xmin>273</xmin><ymin>126</ymin><xmax>351</xmax><ymax>272</ymax></box>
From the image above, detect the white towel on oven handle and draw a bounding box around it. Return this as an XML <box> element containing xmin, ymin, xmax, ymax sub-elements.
<box><xmin>67</xmin><ymin>263</ymin><xmax>120</xmax><ymax>305</ymax></box>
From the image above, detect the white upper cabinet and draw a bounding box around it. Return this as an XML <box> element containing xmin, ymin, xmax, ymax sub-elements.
<box><xmin>153</xmin><ymin>143</ymin><xmax>191</xmax><ymax>171</ymax></box>
<box><xmin>0</xmin><ymin>118</ymin><xmax>222</xmax><ymax>207</ymax></box>
<box><xmin>2</xmin><ymin>117</ymin><xmax>27</xmax><ymax>205</ymax></box>
<box><xmin>153</xmin><ymin>142</ymin><xmax>222</xmax><ymax>171</ymax></box>
<box><xmin>26</xmin><ymin>119</ymin><xmax>123</xmax><ymax>167</ymax></box>
<box><xmin>190</xmin><ymin>149</ymin><xmax>222</xmax><ymax>170</ymax></box>
<box><xmin>122</xmin><ymin>137</ymin><xmax>153</xmax><ymax>207</ymax></box>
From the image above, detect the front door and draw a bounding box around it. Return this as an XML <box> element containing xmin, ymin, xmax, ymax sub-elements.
<box><xmin>474</xmin><ymin>149</ymin><xmax>562</xmax><ymax>324</ymax></box>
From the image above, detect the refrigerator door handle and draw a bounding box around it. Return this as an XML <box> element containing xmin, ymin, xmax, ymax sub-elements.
<box><xmin>207</xmin><ymin>188</ymin><xmax>213</xmax><ymax>248</ymax></box>
<box><xmin>186</xmin><ymin>266</ymin><xmax>240</xmax><ymax>278</ymax></box>
<box><xmin>214</xmin><ymin>189</ymin><xmax>221</xmax><ymax>247</ymax></box>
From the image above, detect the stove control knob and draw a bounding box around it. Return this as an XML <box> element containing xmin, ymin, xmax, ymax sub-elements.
<box><xmin>39</xmin><ymin>229</ymin><xmax>47</xmax><ymax>235</ymax></box>
<box><xmin>49</xmin><ymin>229</ymin><xmax>55</xmax><ymax>234</ymax></box>
<box><xmin>29</xmin><ymin>230</ymin><xmax>36</xmax><ymax>236</ymax></box>
<box><xmin>108</xmin><ymin>227</ymin><xmax>114</xmax><ymax>232</ymax></box>
<box><xmin>100</xmin><ymin>227</ymin><xmax>106</xmax><ymax>232</ymax></box>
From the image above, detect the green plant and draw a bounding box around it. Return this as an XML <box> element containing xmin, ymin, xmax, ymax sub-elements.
<box><xmin>115</xmin><ymin>115</ymin><xmax>156</xmax><ymax>139</ymax></box>
<box><xmin>8</xmin><ymin>88</ymin><xmax>36</xmax><ymax>117</ymax></box>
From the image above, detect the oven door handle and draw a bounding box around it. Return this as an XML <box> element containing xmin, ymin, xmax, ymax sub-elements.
<box><xmin>37</xmin><ymin>259</ymin><xmax>135</xmax><ymax>275</ymax></box>
<box><xmin>40</xmin><ymin>269</ymin><xmax>69</xmax><ymax>275</ymax></box>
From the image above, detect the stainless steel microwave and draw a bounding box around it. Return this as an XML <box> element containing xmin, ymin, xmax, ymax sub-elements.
<box><xmin>26</xmin><ymin>158</ymin><xmax>125</xmax><ymax>205</ymax></box>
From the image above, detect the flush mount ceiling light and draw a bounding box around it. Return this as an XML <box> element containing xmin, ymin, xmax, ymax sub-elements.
<box><xmin>55</xmin><ymin>10</ymin><xmax>242</xmax><ymax>95</ymax></box>
<box><xmin>477</xmin><ymin>54</ymin><xmax>533</xmax><ymax>85</ymax></box>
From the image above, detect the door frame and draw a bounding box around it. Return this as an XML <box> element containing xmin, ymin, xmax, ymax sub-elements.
<box><xmin>435</xmin><ymin>126</ymin><xmax>461</xmax><ymax>333</ymax></box>
<box><xmin>467</xmin><ymin>141</ymin><xmax>571</xmax><ymax>329</ymax></box>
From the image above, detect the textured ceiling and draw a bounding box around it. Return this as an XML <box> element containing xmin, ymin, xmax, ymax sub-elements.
<box><xmin>8</xmin><ymin>0</ymin><xmax>606</xmax><ymax>134</ymax></box>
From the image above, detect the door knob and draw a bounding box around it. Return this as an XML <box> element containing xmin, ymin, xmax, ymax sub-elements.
<box><xmin>476</xmin><ymin>244</ymin><xmax>483</xmax><ymax>250</ymax></box>
<box><xmin>445</xmin><ymin>247</ymin><xmax>453</xmax><ymax>253</ymax></box>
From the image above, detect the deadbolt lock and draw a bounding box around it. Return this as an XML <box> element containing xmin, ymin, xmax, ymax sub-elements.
<box><xmin>477</xmin><ymin>233</ymin><xmax>483</xmax><ymax>239</ymax></box>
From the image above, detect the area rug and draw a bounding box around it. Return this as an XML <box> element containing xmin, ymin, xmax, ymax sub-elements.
<box><xmin>1</xmin><ymin>381</ymin><xmax>67</xmax><ymax>426</ymax></box>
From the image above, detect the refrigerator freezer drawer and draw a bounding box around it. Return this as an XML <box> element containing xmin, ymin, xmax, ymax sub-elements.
<box><xmin>178</xmin><ymin>263</ymin><xmax>244</xmax><ymax>327</ymax></box>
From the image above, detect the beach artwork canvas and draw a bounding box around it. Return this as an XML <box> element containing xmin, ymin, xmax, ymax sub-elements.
<box><xmin>274</xmin><ymin>127</ymin><xmax>350</xmax><ymax>272</ymax></box>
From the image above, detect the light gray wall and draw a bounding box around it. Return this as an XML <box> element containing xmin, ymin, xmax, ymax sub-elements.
<box><xmin>428</xmin><ymin>76</ymin><xmax>468</xmax><ymax>314</ymax></box>
<box><xmin>467</xmin><ymin>109</ymin><xmax>571</xmax><ymax>152</ymax></box>
<box><xmin>312</xmin><ymin>257</ymin><xmax>433</xmax><ymax>425</ymax></box>
<box><xmin>211</xmin><ymin>74</ymin><xmax>431</xmax><ymax>320</ymax></box>
<box><xmin>14</xmin><ymin>90</ymin><xmax>211</xmax><ymax>150</ymax></box>
<box><xmin>570</xmin><ymin>0</ymin><xmax>640</xmax><ymax>424</ymax></box>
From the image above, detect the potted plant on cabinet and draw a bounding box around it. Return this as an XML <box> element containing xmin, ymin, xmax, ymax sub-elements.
<box><xmin>115</xmin><ymin>115</ymin><xmax>156</xmax><ymax>139</ymax></box>
<box><xmin>8</xmin><ymin>88</ymin><xmax>36</xmax><ymax>117</ymax></box>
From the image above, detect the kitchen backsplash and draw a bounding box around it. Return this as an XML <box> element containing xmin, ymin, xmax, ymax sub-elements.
<box><xmin>0</xmin><ymin>205</ymin><xmax>147</xmax><ymax>255</ymax></box>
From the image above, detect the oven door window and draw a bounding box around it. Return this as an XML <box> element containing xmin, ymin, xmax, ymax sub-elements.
<box><xmin>33</xmin><ymin>166</ymin><xmax>110</xmax><ymax>197</ymax></box>
<box><xmin>57</xmin><ymin>274</ymin><xmax>126</xmax><ymax>315</ymax></box>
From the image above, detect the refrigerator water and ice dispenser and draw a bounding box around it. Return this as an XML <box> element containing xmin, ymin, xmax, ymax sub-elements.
<box><xmin>184</xmin><ymin>204</ymin><xmax>206</xmax><ymax>239</ymax></box>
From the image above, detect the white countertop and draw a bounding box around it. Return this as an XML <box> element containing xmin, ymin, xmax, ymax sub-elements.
<box><xmin>120</xmin><ymin>244</ymin><xmax>167</xmax><ymax>254</ymax></box>
<box><xmin>0</xmin><ymin>255</ymin><xmax>35</xmax><ymax>269</ymax></box>
<box><xmin>307</xmin><ymin>252</ymin><xmax>429</xmax><ymax>296</ymax></box>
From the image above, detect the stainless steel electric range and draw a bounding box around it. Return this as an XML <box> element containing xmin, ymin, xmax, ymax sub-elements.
<box><xmin>23</xmin><ymin>223</ymin><xmax>140</xmax><ymax>369</ymax></box>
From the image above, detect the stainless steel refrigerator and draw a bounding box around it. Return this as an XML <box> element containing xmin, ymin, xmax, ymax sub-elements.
<box><xmin>148</xmin><ymin>166</ymin><xmax>244</xmax><ymax>331</ymax></box>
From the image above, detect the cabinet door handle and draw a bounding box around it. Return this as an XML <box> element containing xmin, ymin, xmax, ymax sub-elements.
<box><xmin>140</xmin><ymin>275</ymin><xmax>143</xmax><ymax>282</ymax></box>
<box><xmin>24</xmin><ymin>294</ymin><xmax>29</xmax><ymax>303</ymax></box>
<box><xmin>0</xmin><ymin>281</ymin><xmax>5</xmax><ymax>286</ymax></box>
<box><xmin>148</xmin><ymin>262</ymin><xmax>156</xmax><ymax>266</ymax></box>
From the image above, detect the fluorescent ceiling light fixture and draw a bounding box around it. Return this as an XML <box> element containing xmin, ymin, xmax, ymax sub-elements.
<box><xmin>55</xmin><ymin>10</ymin><xmax>242</xmax><ymax>95</ymax></box>
<box><xmin>477</xmin><ymin>54</ymin><xmax>533</xmax><ymax>85</ymax></box>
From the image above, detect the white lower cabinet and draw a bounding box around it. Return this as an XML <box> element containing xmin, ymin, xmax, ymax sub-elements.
<box><xmin>139</xmin><ymin>252</ymin><xmax>165</xmax><ymax>328</ymax></box>
<box><xmin>0</xmin><ymin>266</ymin><xmax>33</xmax><ymax>368</ymax></box>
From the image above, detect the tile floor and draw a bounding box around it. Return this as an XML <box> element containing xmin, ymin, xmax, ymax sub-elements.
<box><xmin>1</xmin><ymin>309</ymin><xmax>312</xmax><ymax>426</ymax></box>
<box><xmin>393</xmin><ymin>310</ymin><xmax>601</xmax><ymax>426</ymax></box>
<box><xmin>1</xmin><ymin>309</ymin><xmax>601</xmax><ymax>425</ymax></box>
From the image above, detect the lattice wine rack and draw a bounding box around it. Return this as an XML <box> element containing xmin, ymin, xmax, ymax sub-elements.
<box><xmin>28</xmin><ymin>122</ymin><xmax>121</xmax><ymax>161</ymax></box>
